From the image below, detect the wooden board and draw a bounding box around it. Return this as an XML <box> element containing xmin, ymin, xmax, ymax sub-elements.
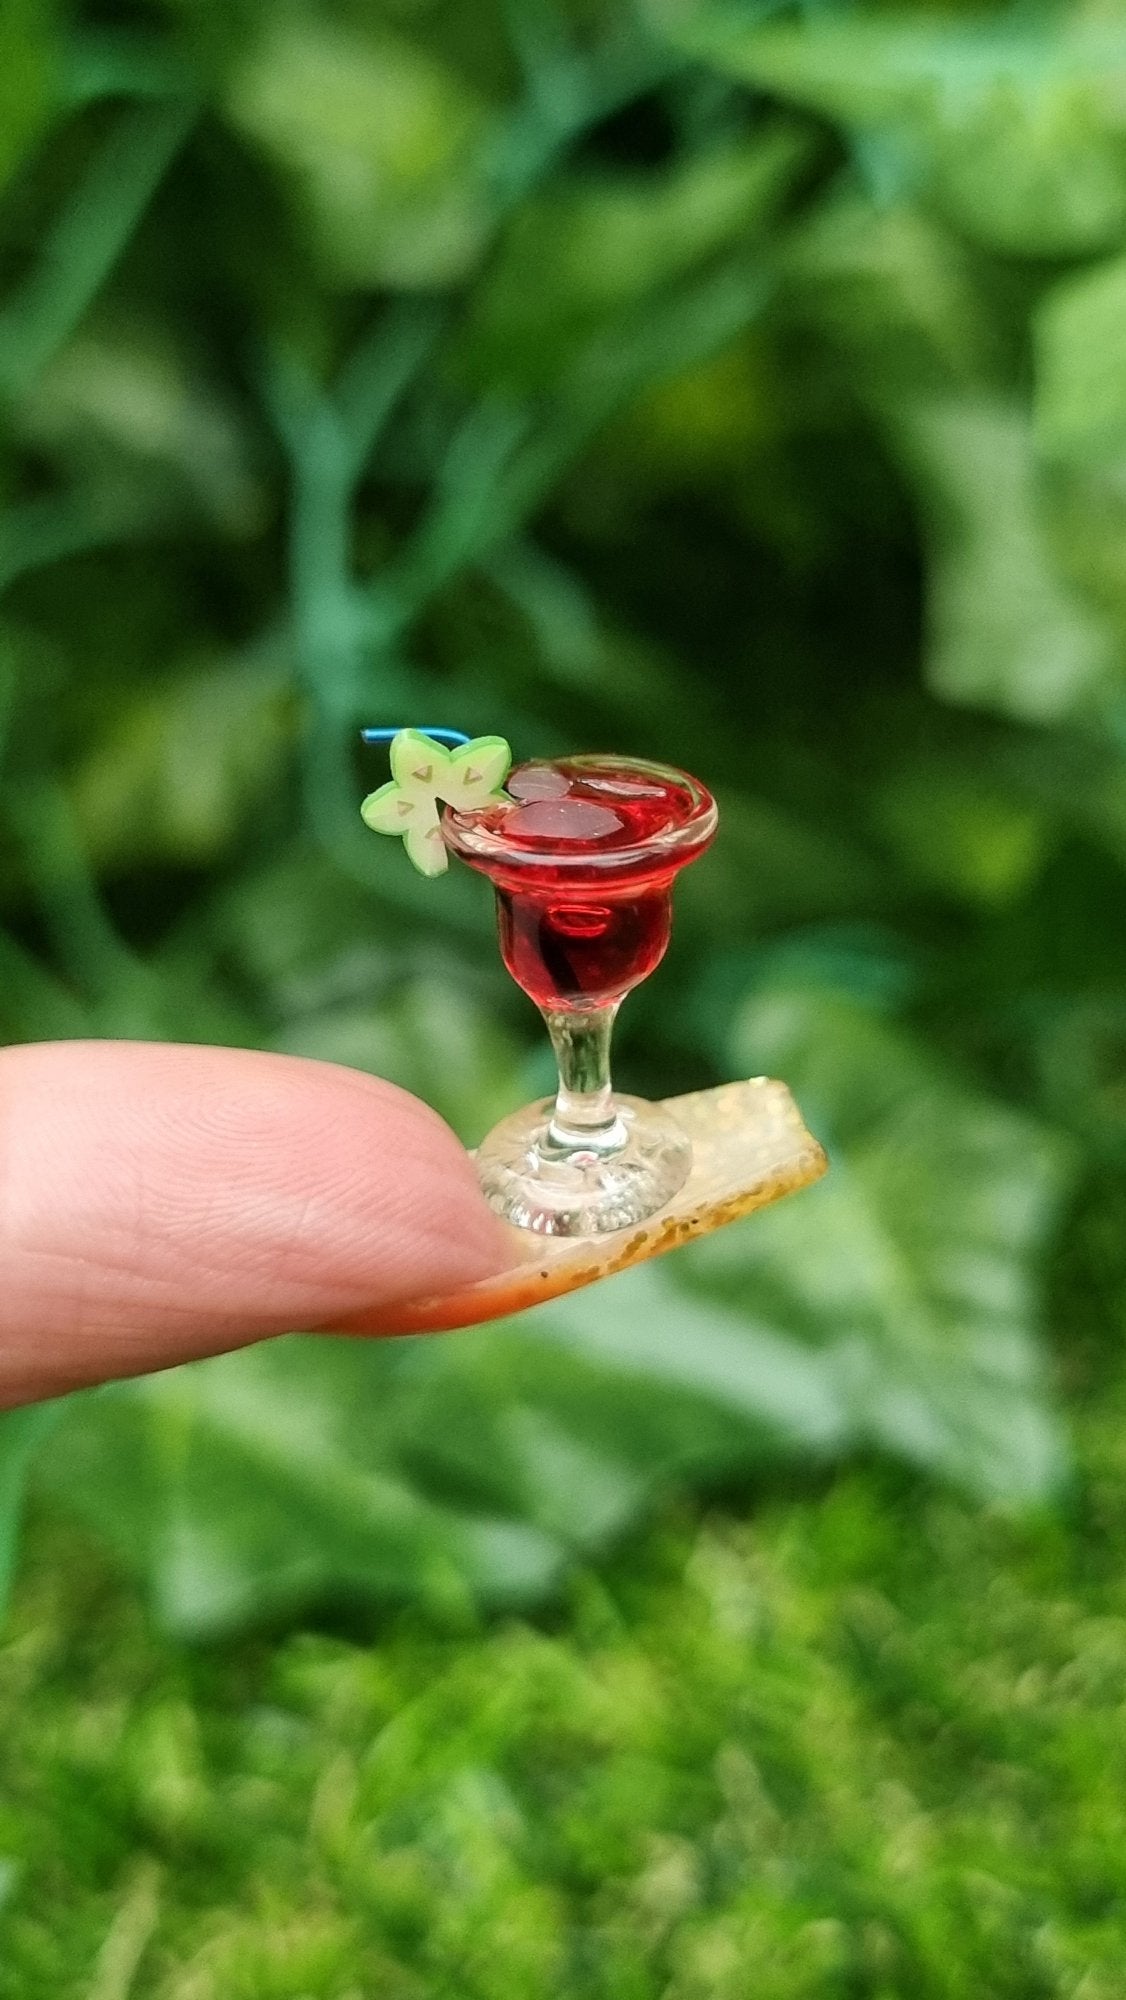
<box><xmin>377</xmin><ymin>1077</ymin><xmax>827</xmax><ymax>1334</ymax></box>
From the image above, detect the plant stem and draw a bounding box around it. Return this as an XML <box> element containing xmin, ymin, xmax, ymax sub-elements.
<box><xmin>542</xmin><ymin>1005</ymin><xmax>627</xmax><ymax>1155</ymax></box>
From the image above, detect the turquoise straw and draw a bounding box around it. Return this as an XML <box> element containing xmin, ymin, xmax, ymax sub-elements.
<box><xmin>360</xmin><ymin>727</ymin><xmax>471</xmax><ymax>749</ymax></box>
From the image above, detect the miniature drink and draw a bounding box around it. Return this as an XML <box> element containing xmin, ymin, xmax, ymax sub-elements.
<box><xmin>445</xmin><ymin>758</ymin><xmax>714</xmax><ymax>1007</ymax></box>
<box><xmin>444</xmin><ymin>756</ymin><xmax>717</xmax><ymax>1235</ymax></box>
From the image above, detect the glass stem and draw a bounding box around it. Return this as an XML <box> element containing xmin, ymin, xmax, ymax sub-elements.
<box><xmin>542</xmin><ymin>1005</ymin><xmax>628</xmax><ymax>1156</ymax></box>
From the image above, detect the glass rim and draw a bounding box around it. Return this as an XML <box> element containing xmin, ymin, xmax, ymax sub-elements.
<box><xmin>442</xmin><ymin>753</ymin><xmax>718</xmax><ymax>875</ymax></box>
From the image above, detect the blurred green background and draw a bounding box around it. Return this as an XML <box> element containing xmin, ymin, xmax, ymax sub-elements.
<box><xmin>3</xmin><ymin>0</ymin><xmax>1126</xmax><ymax>1991</ymax></box>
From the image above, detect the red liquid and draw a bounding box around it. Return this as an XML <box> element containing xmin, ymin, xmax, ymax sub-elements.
<box><xmin>444</xmin><ymin>758</ymin><xmax>716</xmax><ymax>1010</ymax></box>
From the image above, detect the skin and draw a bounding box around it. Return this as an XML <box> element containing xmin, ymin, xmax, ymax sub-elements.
<box><xmin>0</xmin><ymin>1041</ymin><xmax>514</xmax><ymax>1409</ymax></box>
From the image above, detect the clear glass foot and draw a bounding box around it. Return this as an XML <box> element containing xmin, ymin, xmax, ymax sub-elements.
<box><xmin>474</xmin><ymin>1093</ymin><xmax>692</xmax><ymax>1237</ymax></box>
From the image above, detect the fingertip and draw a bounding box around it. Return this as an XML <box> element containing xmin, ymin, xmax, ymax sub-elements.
<box><xmin>0</xmin><ymin>1040</ymin><xmax>516</xmax><ymax>1400</ymax></box>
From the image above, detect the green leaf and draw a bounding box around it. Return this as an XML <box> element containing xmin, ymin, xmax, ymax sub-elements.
<box><xmin>273</xmin><ymin>975</ymin><xmax>526</xmax><ymax>1147</ymax></box>
<box><xmin>892</xmin><ymin>397</ymin><xmax>1120</xmax><ymax>723</ymax></box>
<box><xmin>42</xmin><ymin>1349</ymin><xmax>564</xmax><ymax>1638</ymax></box>
<box><xmin>702</xmin><ymin>984</ymin><xmax>1076</xmax><ymax>1500</ymax></box>
<box><xmin>1035</xmin><ymin>251</ymin><xmax>1126</xmax><ymax>464</ymax></box>
<box><xmin>0</xmin><ymin>1404</ymin><xmax>63</xmax><ymax>1621</ymax></box>
<box><xmin>676</xmin><ymin>9</ymin><xmax>1126</xmax><ymax>256</ymax></box>
<box><xmin>225</xmin><ymin>18</ymin><xmax>490</xmax><ymax>289</ymax></box>
<box><xmin>525</xmin><ymin>1261</ymin><xmax>849</xmax><ymax>1459</ymax></box>
<box><xmin>68</xmin><ymin>655</ymin><xmax>293</xmax><ymax>869</ymax></box>
<box><xmin>0</xmin><ymin>0</ymin><xmax>57</xmax><ymax>194</ymax></box>
<box><xmin>40</xmin><ymin>1293</ymin><xmax>840</xmax><ymax>1638</ymax></box>
<box><xmin>33</xmin><ymin>1235</ymin><xmax>853</xmax><ymax>1636</ymax></box>
<box><xmin>20</xmin><ymin>320</ymin><xmax>264</xmax><ymax>535</ymax></box>
<box><xmin>462</xmin><ymin>128</ymin><xmax>808</xmax><ymax>388</ymax></box>
<box><xmin>783</xmin><ymin>190</ymin><xmax>1000</xmax><ymax>394</ymax></box>
<box><xmin>0</xmin><ymin>98</ymin><xmax>195</xmax><ymax>400</ymax></box>
<box><xmin>870</xmin><ymin>758</ymin><xmax>1052</xmax><ymax>909</ymax></box>
<box><xmin>0</xmin><ymin>927</ymin><xmax>90</xmax><ymax>1043</ymax></box>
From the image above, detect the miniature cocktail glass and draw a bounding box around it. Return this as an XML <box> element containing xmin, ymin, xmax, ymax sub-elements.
<box><xmin>443</xmin><ymin>754</ymin><xmax>717</xmax><ymax>1236</ymax></box>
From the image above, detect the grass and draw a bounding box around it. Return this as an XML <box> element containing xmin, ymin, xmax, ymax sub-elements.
<box><xmin>2</xmin><ymin>1199</ymin><xmax>1125</xmax><ymax>2000</ymax></box>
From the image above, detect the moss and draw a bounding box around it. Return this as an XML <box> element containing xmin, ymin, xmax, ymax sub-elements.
<box><xmin>2</xmin><ymin>1329</ymin><xmax>1126</xmax><ymax>2000</ymax></box>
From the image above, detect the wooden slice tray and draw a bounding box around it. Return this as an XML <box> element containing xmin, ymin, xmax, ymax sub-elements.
<box><xmin>378</xmin><ymin>1077</ymin><xmax>826</xmax><ymax>1334</ymax></box>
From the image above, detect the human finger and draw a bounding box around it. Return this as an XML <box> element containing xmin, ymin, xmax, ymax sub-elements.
<box><xmin>0</xmin><ymin>1040</ymin><xmax>511</xmax><ymax>1406</ymax></box>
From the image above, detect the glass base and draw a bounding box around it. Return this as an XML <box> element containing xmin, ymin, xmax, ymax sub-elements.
<box><xmin>474</xmin><ymin>1094</ymin><xmax>692</xmax><ymax>1237</ymax></box>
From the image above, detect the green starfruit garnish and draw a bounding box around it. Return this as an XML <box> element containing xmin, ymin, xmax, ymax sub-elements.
<box><xmin>360</xmin><ymin>729</ymin><xmax>512</xmax><ymax>876</ymax></box>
